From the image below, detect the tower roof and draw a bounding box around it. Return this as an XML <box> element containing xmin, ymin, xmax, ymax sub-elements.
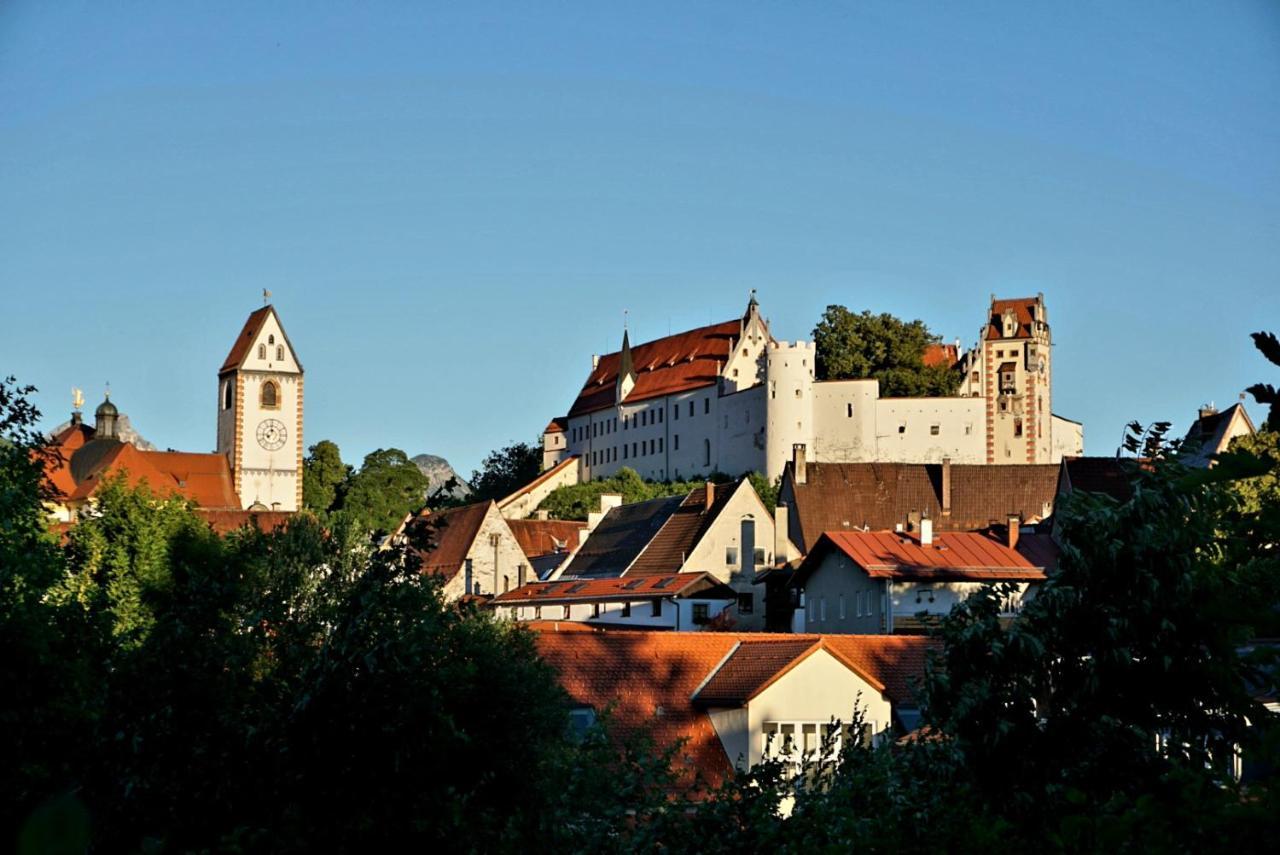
<box><xmin>219</xmin><ymin>305</ymin><xmax>304</xmax><ymax>373</ymax></box>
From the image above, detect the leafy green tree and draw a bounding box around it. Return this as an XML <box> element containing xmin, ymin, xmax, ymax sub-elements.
<box><xmin>340</xmin><ymin>447</ymin><xmax>429</xmax><ymax>536</ymax></box>
<box><xmin>1246</xmin><ymin>330</ymin><xmax>1280</xmax><ymax>430</ymax></box>
<box><xmin>469</xmin><ymin>440</ymin><xmax>542</xmax><ymax>503</ymax></box>
<box><xmin>302</xmin><ymin>439</ymin><xmax>350</xmax><ymax>513</ymax></box>
<box><xmin>813</xmin><ymin>305</ymin><xmax>960</xmax><ymax>396</ymax></box>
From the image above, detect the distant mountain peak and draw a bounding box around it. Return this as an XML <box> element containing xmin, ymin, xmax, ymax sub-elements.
<box><xmin>412</xmin><ymin>453</ymin><xmax>472</xmax><ymax>500</ymax></box>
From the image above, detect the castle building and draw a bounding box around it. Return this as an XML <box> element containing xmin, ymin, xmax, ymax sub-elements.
<box><xmin>216</xmin><ymin>305</ymin><xmax>304</xmax><ymax>511</ymax></box>
<box><xmin>542</xmin><ymin>294</ymin><xmax>1084</xmax><ymax>483</ymax></box>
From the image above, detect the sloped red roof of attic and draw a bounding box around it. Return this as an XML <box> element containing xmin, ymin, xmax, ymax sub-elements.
<box><xmin>568</xmin><ymin>319</ymin><xmax>742</xmax><ymax>417</ymax></box>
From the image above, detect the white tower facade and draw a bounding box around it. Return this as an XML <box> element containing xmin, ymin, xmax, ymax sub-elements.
<box><xmin>764</xmin><ymin>341</ymin><xmax>816</xmax><ymax>482</ymax></box>
<box><xmin>216</xmin><ymin>305</ymin><xmax>304</xmax><ymax>511</ymax></box>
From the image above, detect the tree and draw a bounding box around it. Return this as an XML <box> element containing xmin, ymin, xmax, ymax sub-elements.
<box><xmin>812</xmin><ymin>305</ymin><xmax>960</xmax><ymax>396</ymax></box>
<box><xmin>302</xmin><ymin>439</ymin><xmax>350</xmax><ymax>513</ymax></box>
<box><xmin>340</xmin><ymin>448</ymin><xmax>429</xmax><ymax>536</ymax></box>
<box><xmin>1246</xmin><ymin>331</ymin><xmax>1280</xmax><ymax>431</ymax></box>
<box><xmin>468</xmin><ymin>441</ymin><xmax>542</xmax><ymax>503</ymax></box>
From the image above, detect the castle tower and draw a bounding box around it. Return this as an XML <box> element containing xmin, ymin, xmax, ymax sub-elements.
<box><xmin>216</xmin><ymin>305</ymin><xmax>304</xmax><ymax>511</ymax></box>
<box><xmin>981</xmin><ymin>294</ymin><xmax>1051</xmax><ymax>464</ymax></box>
<box><xmin>764</xmin><ymin>340</ymin><xmax>816</xmax><ymax>482</ymax></box>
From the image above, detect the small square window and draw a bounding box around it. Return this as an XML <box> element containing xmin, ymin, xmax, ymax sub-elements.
<box><xmin>737</xmin><ymin>593</ymin><xmax>754</xmax><ymax>614</ymax></box>
<box><xmin>692</xmin><ymin>603</ymin><xmax>710</xmax><ymax>624</ymax></box>
<box><xmin>930</xmin><ymin>424</ymin><xmax>940</xmax><ymax>436</ymax></box>
<box><xmin>898</xmin><ymin>424</ymin><xmax>906</xmax><ymax>434</ymax></box>
<box><xmin>726</xmin><ymin>546</ymin><xmax>739</xmax><ymax>565</ymax></box>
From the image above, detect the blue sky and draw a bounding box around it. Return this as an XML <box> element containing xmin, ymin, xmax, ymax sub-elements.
<box><xmin>2</xmin><ymin>1</ymin><xmax>1278</xmax><ymax>475</ymax></box>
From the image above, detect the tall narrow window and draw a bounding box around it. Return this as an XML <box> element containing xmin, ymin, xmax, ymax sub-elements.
<box><xmin>260</xmin><ymin>380</ymin><xmax>279</xmax><ymax>409</ymax></box>
<box><xmin>689</xmin><ymin>401</ymin><xmax>695</xmax><ymax>417</ymax></box>
<box><xmin>276</xmin><ymin>345</ymin><xmax>284</xmax><ymax>361</ymax></box>
<box><xmin>222</xmin><ymin>380</ymin><xmax>233</xmax><ymax>411</ymax></box>
<box><xmin>704</xmin><ymin>398</ymin><xmax>710</xmax><ymax>414</ymax></box>
<box><xmin>704</xmin><ymin>439</ymin><xmax>711</xmax><ymax>466</ymax></box>
<box><xmin>257</xmin><ymin>344</ymin><xmax>266</xmax><ymax>359</ymax></box>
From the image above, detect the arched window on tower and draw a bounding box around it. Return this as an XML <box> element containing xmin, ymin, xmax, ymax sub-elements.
<box><xmin>222</xmin><ymin>380</ymin><xmax>233</xmax><ymax>411</ymax></box>
<box><xmin>258</xmin><ymin>344</ymin><xmax>266</xmax><ymax>360</ymax></box>
<box><xmin>261</xmin><ymin>380</ymin><xmax>279</xmax><ymax>409</ymax></box>
<box><xmin>268</xmin><ymin>334</ymin><xmax>275</xmax><ymax>345</ymax></box>
<box><xmin>276</xmin><ymin>345</ymin><xmax>284</xmax><ymax>360</ymax></box>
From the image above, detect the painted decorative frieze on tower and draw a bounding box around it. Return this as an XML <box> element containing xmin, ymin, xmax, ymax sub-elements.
<box><xmin>977</xmin><ymin>294</ymin><xmax>1052</xmax><ymax>464</ymax></box>
<box><xmin>216</xmin><ymin>304</ymin><xmax>304</xmax><ymax>511</ymax></box>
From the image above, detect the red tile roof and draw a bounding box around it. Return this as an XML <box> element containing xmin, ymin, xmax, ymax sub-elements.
<box><xmin>692</xmin><ymin>639</ymin><xmax>828</xmax><ymax>706</ymax></box>
<box><xmin>626</xmin><ymin>482</ymin><xmax>738</xmax><ymax>576</ymax></box>
<box><xmin>785</xmin><ymin>461</ymin><xmax>1059</xmax><ymax>550</ymax></box>
<box><xmin>492</xmin><ymin>572</ymin><xmax>733</xmax><ymax>605</ymax></box>
<box><xmin>220</xmin><ymin>305</ymin><xmax>273</xmax><ymax>372</ymax></box>
<box><xmin>799</xmin><ymin>530</ymin><xmax>1047</xmax><ymax>584</ymax></box>
<box><xmin>568</xmin><ymin>319</ymin><xmax>744</xmax><ymax>417</ymax></box>
<box><xmin>410</xmin><ymin>501</ymin><xmax>493</xmax><ymax>578</ymax></box>
<box><xmin>196</xmin><ymin>509</ymin><xmax>293</xmax><ymax>535</ymax></box>
<box><xmin>506</xmin><ymin>519</ymin><xmax>587</xmax><ymax>558</ymax></box>
<box><xmin>45</xmin><ymin>438</ymin><xmax>241</xmax><ymax>510</ymax></box>
<box><xmin>922</xmin><ymin>343</ymin><xmax>959</xmax><ymax>368</ymax></box>
<box><xmin>543</xmin><ymin>417</ymin><xmax>567</xmax><ymax>434</ymax></box>
<box><xmin>985</xmin><ymin>297</ymin><xmax>1038</xmax><ymax>340</ymax></box>
<box><xmin>533</xmin><ymin>630</ymin><xmax>935</xmax><ymax>788</ymax></box>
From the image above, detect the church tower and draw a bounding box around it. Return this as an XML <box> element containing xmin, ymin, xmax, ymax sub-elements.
<box><xmin>216</xmin><ymin>304</ymin><xmax>304</xmax><ymax>511</ymax></box>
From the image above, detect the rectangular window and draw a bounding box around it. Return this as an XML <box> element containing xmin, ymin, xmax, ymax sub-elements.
<box><xmin>674</xmin><ymin>434</ymin><xmax>679</xmax><ymax>451</ymax></box>
<box><xmin>1015</xmin><ymin>418</ymin><xmax>1024</xmax><ymax>437</ymax></box>
<box><xmin>753</xmin><ymin>547</ymin><xmax>765</xmax><ymax>567</ymax></box>
<box><xmin>632</xmin><ymin>442</ymin><xmax>638</xmax><ymax>457</ymax></box>
<box><xmin>689</xmin><ymin>401</ymin><xmax>695</xmax><ymax>417</ymax></box>
<box><xmin>704</xmin><ymin>398</ymin><xmax>710</xmax><ymax>414</ymax></box>
<box><xmin>692</xmin><ymin>603</ymin><xmax>710</xmax><ymax>625</ymax></box>
<box><xmin>592</xmin><ymin>602</ymin><xmax>600</xmax><ymax>618</ymax></box>
<box><xmin>534</xmin><ymin>605</ymin><xmax>542</xmax><ymax>619</ymax></box>
<box><xmin>726</xmin><ymin>546</ymin><xmax>739</xmax><ymax>565</ymax></box>
<box><xmin>651</xmin><ymin>599</ymin><xmax>662</xmax><ymax>617</ymax></box>
<box><xmin>898</xmin><ymin>424</ymin><xmax>906</xmax><ymax>434</ymax></box>
<box><xmin>563</xmin><ymin>605</ymin><xmax>570</xmax><ymax>619</ymax></box>
<box><xmin>621</xmin><ymin>602</ymin><xmax>631</xmax><ymax>618</ymax></box>
<box><xmin>623</xmin><ymin>445</ymin><xmax>628</xmax><ymax>459</ymax></box>
<box><xmin>737</xmin><ymin>593</ymin><xmax>754</xmax><ymax>614</ymax></box>
<box><xmin>806</xmin><ymin>596</ymin><xmax>813</xmax><ymax>622</ymax></box>
<box><xmin>658</xmin><ymin>437</ymin><xmax>664</xmax><ymax>453</ymax></box>
<box><xmin>820</xmin><ymin>597</ymin><xmax>827</xmax><ymax>622</ymax></box>
<box><xmin>839</xmin><ymin>594</ymin><xmax>846</xmax><ymax>620</ymax></box>
<box><xmin>658</xmin><ymin>409</ymin><xmax>663</xmax><ymax>423</ymax></box>
<box><xmin>930</xmin><ymin>424</ymin><xmax>940</xmax><ymax>436</ymax></box>
<box><xmin>847</xmin><ymin>403</ymin><xmax>854</xmax><ymax>418</ymax></box>
<box><xmin>673</xmin><ymin>405</ymin><xmax>679</xmax><ymax>420</ymax></box>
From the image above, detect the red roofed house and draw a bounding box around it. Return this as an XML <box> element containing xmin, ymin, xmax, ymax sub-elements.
<box><xmin>791</xmin><ymin>524</ymin><xmax>1053</xmax><ymax>634</ymax></box>
<box><xmin>540</xmin><ymin>293</ymin><xmax>1084</xmax><ymax>486</ymax></box>
<box><xmin>403</xmin><ymin>501</ymin><xmax>533</xmax><ymax>600</ymax></box>
<box><xmin>534</xmin><ymin>628</ymin><xmax>935</xmax><ymax>786</ymax></box>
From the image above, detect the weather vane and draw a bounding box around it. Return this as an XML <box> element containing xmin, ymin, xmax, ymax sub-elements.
<box><xmin>263</xmin><ymin>288</ymin><xmax>272</xmax><ymax>305</ymax></box>
<box><xmin>72</xmin><ymin>387</ymin><xmax>84</xmax><ymax>411</ymax></box>
<box><xmin>623</xmin><ymin>308</ymin><xmax>628</xmax><ymax>332</ymax></box>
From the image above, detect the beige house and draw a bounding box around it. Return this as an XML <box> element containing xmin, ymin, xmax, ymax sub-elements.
<box><xmin>407</xmin><ymin>501</ymin><xmax>532</xmax><ymax>600</ymax></box>
<box><xmin>1181</xmin><ymin>403</ymin><xmax>1256</xmax><ymax>467</ymax></box>
<box><xmin>534</xmin><ymin>629</ymin><xmax>935</xmax><ymax>787</ymax></box>
<box><xmin>549</xmin><ymin>479</ymin><xmax>778</xmax><ymax>628</ymax></box>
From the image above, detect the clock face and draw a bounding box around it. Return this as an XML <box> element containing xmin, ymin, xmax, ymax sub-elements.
<box><xmin>256</xmin><ymin>418</ymin><xmax>288</xmax><ymax>451</ymax></box>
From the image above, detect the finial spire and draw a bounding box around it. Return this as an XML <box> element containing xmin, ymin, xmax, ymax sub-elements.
<box><xmin>104</xmin><ymin>381</ymin><xmax>111</xmax><ymax>400</ymax></box>
<box><xmin>72</xmin><ymin>387</ymin><xmax>84</xmax><ymax>412</ymax></box>
<box><xmin>263</xmin><ymin>288</ymin><xmax>272</xmax><ymax>305</ymax></box>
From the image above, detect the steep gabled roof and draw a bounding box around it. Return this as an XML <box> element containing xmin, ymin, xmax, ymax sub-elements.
<box><xmin>568</xmin><ymin>319</ymin><xmax>743</xmax><ymax>417</ymax></box>
<box><xmin>560</xmin><ymin>495</ymin><xmax>686</xmax><ymax>578</ymax></box>
<box><xmin>410</xmin><ymin>501</ymin><xmax>494</xmax><ymax>578</ymax></box>
<box><xmin>219</xmin><ymin>305</ymin><xmax>304</xmax><ymax>373</ymax></box>
<box><xmin>47</xmin><ymin>439</ymin><xmax>241</xmax><ymax>509</ymax></box>
<box><xmin>626</xmin><ymin>482</ymin><xmax>738</xmax><ymax>576</ymax></box>
<box><xmin>786</xmin><ymin>461</ymin><xmax>1059</xmax><ymax>551</ymax></box>
<box><xmin>922</xmin><ymin>343</ymin><xmax>959</xmax><ymax>369</ymax></box>
<box><xmin>1182</xmin><ymin>403</ymin><xmax>1256</xmax><ymax>466</ymax></box>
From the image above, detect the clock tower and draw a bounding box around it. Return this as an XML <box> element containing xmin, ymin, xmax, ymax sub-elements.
<box><xmin>216</xmin><ymin>304</ymin><xmax>304</xmax><ymax>511</ymax></box>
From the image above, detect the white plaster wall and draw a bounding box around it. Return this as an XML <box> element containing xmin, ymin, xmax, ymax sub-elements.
<box><xmin>442</xmin><ymin>507</ymin><xmax>529</xmax><ymax>600</ymax></box>
<box><xmin>715</xmin><ymin>386</ymin><xmax>767</xmax><ymax>476</ymax></box>
<box><xmin>747</xmin><ymin>650</ymin><xmax>893</xmax><ymax>767</ymax></box>
<box><xmin>499</xmin><ymin>457</ymin><xmax>580</xmax><ymax>519</ymax></box>
<box><xmin>764</xmin><ymin>342</ymin><xmax>816</xmax><ymax>482</ymax></box>
<box><xmin>809</xmin><ymin>379</ymin><xmax>879</xmax><ymax>463</ymax></box>
<box><xmin>709</xmin><ymin>706</ymin><xmax>751</xmax><ymax>771</ymax></box>
<box><xmin>680</xmin><ymin>481</ymin><xmax>774</xmax><ymax>629</ymax></box>
<box><xmin>1051</xmin><ymin>416</ymin><xmax>1084</xmax><ymax>462</ymax></box>
<box><xmin>889</xmin><ymin>580</ymin><xmax>1035</xmax><ymax>618</ymax></box>
<box><xmin>801</xmin><ymin>552</ymin><xmax>886</xmax><ymax>634</ymax></box>
<box><xmin>874</xmin><ymin>397</ymin><xmax>985</xmax><ymax>464</ymax></box>
<box><xmin>506</xmin><ymin>597</ymin><xmax>729</xmax><ymax>630</ymax></box>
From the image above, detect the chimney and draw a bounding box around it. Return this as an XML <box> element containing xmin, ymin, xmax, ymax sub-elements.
<box><xmin>704</xmin><ymin>480</ymin><xmax>715</xmax><ymax>509</ymax></box>
<box><xmin>592</xmin><ymin>354</ymin><xmax>600</xmax><ymax>370</ymax></box>
<box><xmin>920</xmin><ymin>517</ymin><xmax>933</xmax><ymax>547</ymax></box>
<box><xmin>517</xmin><ymin>563</ymin><xmax>527</xmax><ymax>588</ymax></box>
<box><xmin>774</xmin><ymin>504</ymin><xmax>790</xmax><ymax>563</ymax></box>
<box><xmin>793</xmin><ymin>444</ymin><xmax>807</xmax><ymax>485</ymax></box>
<box><xmin>1007</xmin><ymin>514</ymin><xmax>1021</xmax><ymax>550</ymax></box>
<box><xmin>1199</xmin><ymin>403</ymin><xmax>1217</xmax><ymax>420</ymax></box>
<box><xmin>534</xmin><ymin>509</ymin><xmax>549</xmax><ymax>521</ymax></box>
<box><xmin>70</xmin><ymin>410</ymin><xmax>82</xmax><ymax>426</ymax></box>
<box><xmin>940</xmin><ymin>457</ymin><xmax>953</xmax><ymax>517</ymax></box>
